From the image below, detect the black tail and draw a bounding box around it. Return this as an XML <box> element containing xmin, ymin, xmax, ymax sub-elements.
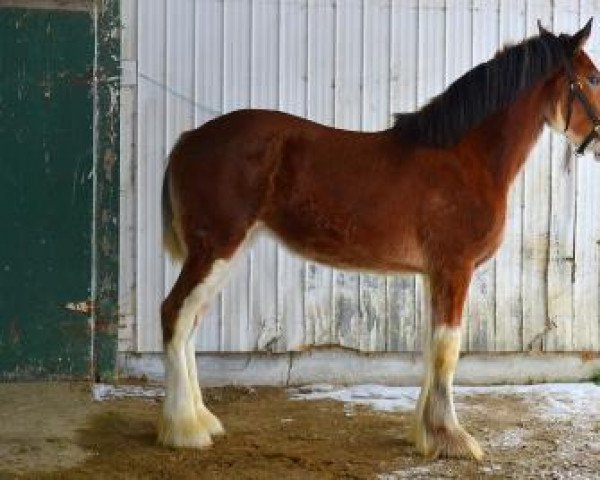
<box><xmin>162</xmin><ymin>164</ymin><xmax>185</xmax><ymax>261</ymax></box>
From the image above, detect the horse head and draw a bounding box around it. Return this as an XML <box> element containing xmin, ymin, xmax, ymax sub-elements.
<box><xmin>543</xmin><ymin>19</ymin><xmax>600</xmax><ymax>160</ymax></box>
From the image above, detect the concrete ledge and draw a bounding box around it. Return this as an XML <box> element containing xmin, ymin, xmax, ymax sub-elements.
<box><xmin>118</xmin><ymin>350</ymin><xmax>600</xmax><ymax>386</ymax></box>
<box><xmin>119</xmin><ymin>352</ymin><xmax>291</xmax><ymax>386</ymax></box>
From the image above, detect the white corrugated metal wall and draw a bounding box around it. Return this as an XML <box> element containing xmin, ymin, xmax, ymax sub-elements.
<box><xmin>119</xmin><ymin>0</ymin><xmax>600</xmax><ymax>356</ymax></box>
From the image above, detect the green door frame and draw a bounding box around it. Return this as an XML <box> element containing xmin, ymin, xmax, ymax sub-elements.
<box><xmin>93</xmin><ymin>0</ymin><xmax>120</xmax><ymax>382</ymax></box>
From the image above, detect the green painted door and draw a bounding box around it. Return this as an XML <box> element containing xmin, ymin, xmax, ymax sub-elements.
<box><xmin>0</xmin><ymin>8</ymin><xmax>94</xmax><ymax>378</ymax></box>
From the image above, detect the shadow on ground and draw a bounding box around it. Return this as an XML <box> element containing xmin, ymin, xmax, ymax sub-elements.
<box><xmin>2</xmin><ymin>386</ymin><xmax>425</xmax><ymax>479</ymax></box>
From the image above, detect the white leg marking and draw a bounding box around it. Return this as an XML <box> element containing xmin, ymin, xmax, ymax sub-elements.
<box><xmin>186</xmin><ymin>322</ymin><xmax>224</xmax><ymax>435</ymax></box>
<box><xmin>426</xmin><ymin>326</ymin><xmax>461</xmax><ymax>425</ymax></box>
<box><xmin>159</xmin><ymin>259</ymin><xmax>232</xmax><ymax>448</ymax></box>
<box><xmin>414</xmin><ymin>325</ymin><xmax>483</xmax><ymax>459</ymax></box>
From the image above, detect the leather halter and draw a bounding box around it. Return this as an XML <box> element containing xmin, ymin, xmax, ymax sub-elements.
<box><xmin>562</xmin><ymin>55</ymin><xmax>600</xmax><ymax>155</ymax></box>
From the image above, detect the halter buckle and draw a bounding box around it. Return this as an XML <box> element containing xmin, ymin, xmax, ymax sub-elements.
<box><xmin>570</xmin><ymin>80</ymin><xmax>583</xmax><ymax>91</ymax></box>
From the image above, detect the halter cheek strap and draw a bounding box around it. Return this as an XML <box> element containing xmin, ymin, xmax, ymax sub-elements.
<box><xmin>577</xmin><ymin>123</ymin><xmax>600</xmax><ymax>155</ymax></box>
<box><xmin>562</xmin><ymin>58</ymin><xmax>600</xmax><ymax>155</ymax></box>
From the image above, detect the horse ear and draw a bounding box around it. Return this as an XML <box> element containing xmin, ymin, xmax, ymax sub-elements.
<box><xmin>537</xmin><ymin>19</ymin><xmax>550</xmax><ymax>36</ymax></box>
<box><xmin>570</xmin><ymin>18</ymin><xmax>593</xmax><ymax>52</ymax></box>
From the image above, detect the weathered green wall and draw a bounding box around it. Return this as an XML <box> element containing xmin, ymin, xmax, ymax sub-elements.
<box><xmin>0</xmin><ymin>8</ymin><xmax>94</xmax><ymax>377</ymax></box>
<box><xmin>0</xmin><ymin>1</ymin><xmax>120</xmax><ymax>380</ymax></box>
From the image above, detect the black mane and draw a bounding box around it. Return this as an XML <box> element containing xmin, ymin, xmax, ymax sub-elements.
<box><xmin>392</xmin><ymin>32</ymin><xmax>569</xmax><ymax>148</ymax></box>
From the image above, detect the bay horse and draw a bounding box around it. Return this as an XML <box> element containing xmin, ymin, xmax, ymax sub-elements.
<box><xmin>158</xmin><ymin>21</ymin><xmax>600</xmax><ymax>460</ymax></box>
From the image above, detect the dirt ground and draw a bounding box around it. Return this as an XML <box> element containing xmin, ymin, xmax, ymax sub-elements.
<box><xmin>0</xmin><ymin>383</ymin><xmax>599</xmax><ymax>479</ymax></box>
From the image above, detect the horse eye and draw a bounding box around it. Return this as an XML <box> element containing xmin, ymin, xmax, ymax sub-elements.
<box><xmin>589</xmin><ymin>75</ymin><xmax>600</xmax><ymax>86</ymax></box>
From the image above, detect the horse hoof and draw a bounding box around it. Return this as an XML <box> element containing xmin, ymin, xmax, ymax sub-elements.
<box><xmin>197</xmin><ymin>407</ymin><xmax>225</xmax><ymax>436</ymax></box>
<box><xmin>416</xmin><ymin>425</ymin><xmax>484</xmax><ymax>460</ymax></box>
<box><xmin>157</xmin><ymin>414</ymin><xmax>213</xmax><ymax>449</ymax></box>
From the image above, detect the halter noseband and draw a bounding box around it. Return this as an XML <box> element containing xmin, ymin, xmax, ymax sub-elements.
<box><xmin>562</xmin><ymin>53</ymin><xmax>600</xmax><ymax>155</ymax></box>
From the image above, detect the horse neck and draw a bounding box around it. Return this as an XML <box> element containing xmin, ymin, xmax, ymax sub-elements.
<box><xmin>466</xmin><ymin>81</ymin><xmax>551</xmax><ymax>192</ymax></box>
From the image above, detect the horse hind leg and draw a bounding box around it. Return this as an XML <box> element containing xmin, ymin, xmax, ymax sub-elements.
<box><xmin>185</xmin><ymin>295</ymin><xmax>223</xmax><ymax>436</ymax></box>
<box><xmin>158</xmin><ymin>252</ymin><xmax>234</xmax><ymax>448</ymax></box>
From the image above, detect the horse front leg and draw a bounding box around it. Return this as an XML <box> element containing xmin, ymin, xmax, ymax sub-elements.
<box><xmin>413</xmin><ymin>266</ymin><xmax>483</xmax><ymax>460</ymax></box>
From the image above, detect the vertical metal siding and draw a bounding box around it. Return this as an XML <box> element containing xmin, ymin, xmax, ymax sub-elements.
<box><xmin>193</xmin><ymin>0</ymin><xmax>224</xmax><ymax>352</ymax></box>
<box><xmin>122</xmin><ymin>0</ymin><xmax>600</xmax><ymax>354</ymax></box>
<box><xmin>250</xmin><ymin>0</ymin><xmax>280</xmax><ymax>351</ymax></box>
<box><xmin>546</xmin><ymin>0</ymin><xmax>578</xmax><ymax>352</ymax></box>
<box><xmin>521</xmin><ymin>0</ymin><xmax>552</xmax><ymax>352</ymax></box>
<box><xmin>494</xmin><ymin>0</ymin><xmax>526</xmax><ymax>352</ymax></box>
<box><xmin>136</xmin><ymin>0</ymin><xmax>166</xmax><ymax>351</ymax></box>
<box><xmin>388</xmin><ymin>0</ymin><xmax>419</xmax><ymax>352</ymax></box>
<box><xmin>574</xmin><ymin>0</ymin><xmax>600</xmax><ymax>352</ymax></box>
<box><xmin>277</xmin><ymin>0</ymin><xmax>308</xmax><ymax>351</ymax></box>
<box><xmin>467</xmin><ymin>0</ymin><xmax>498</xmax><ymax>352</ymax></box>
<box><xmin>305</xmin><ymin>0</ymin><xmax>336</xmax><ymax>348</ymax></box>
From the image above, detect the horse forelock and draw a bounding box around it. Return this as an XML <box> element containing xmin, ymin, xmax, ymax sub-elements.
<box><xmin>392</xmin><ymin>32</ymin><xmax>568</xmax><ymax>148</ymax></box>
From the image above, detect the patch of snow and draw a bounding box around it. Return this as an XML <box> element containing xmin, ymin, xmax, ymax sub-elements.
<box><xmin>456</xmin><ymin>383</ymin><xmax>600</xmax><ymax>419</ymax></box>
<box><xmin>291</xmin><ymin>383</ymin><xmax>600</xmax><ymax>418</ymax></box>
<box><xmin>290</xmin><ymin>384</ymin><xmax>421</xmax><ymax>412</ymax></box>
<box><xmin>92</xmin><ymin>383</ymin><xmax>164</xmax><ymax>401</ymax></box>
